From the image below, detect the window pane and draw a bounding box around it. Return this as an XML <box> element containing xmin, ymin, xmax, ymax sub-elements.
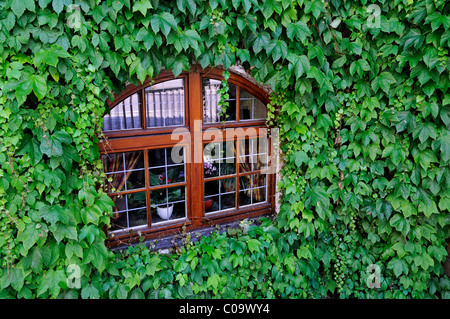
<box><xmin>203</xmin><ymin>78</ymin><xmax>236</xmax><ymax>123</ymax></box>
<box><xmin>204</xmin><ymin>141</ymin><xmax>236</xmax><ymax>178</ymax></box>
<box><xmin>127</xmin><ymin>192</ymin><xmax>148</xmax><ymax>227</ymax></box>
<box><xmin>145</xmin><ymin>79</ymin><xmax>185</xmax><ymax>128</ymax></box>
<box><xmin>238</xmin><ymin>138</ymin><xmax>268</xmax><ymax>172</ymax></box>
<box><xmin>102</xmin><ymin>153</ymin><xmax>124</xmax><ymax>173</ymax></box>
<box><xmin>239</xmin><ymin>88</ymin><xmax>266</xmax><ymax>120</ymax></box>
<box><xmin>150</xmin><ymin>186</ymin><xmax>186</xmax><ymax>224</ymax></box>
<box><xmin>126</xmin><ymin>170</ymin><xmax>146</xmax><ymax>190</ymax></box>
<box><xmin>239</xmin><ymin>174</ymin><xmax>267</xmax><ymax>206</ymax></box>
<box><xmin>148</xmin><ymin>147</ymin><xmax>185</xmax><ymax>186</ymax></box>
<box><xmin>103</xmin><ymin>92</ymin><xmax>142</xmax><ymax>131</ymax></box>
<box><xmin>109</xmin><ymin>192</ymin><xmax>148</xmax><ymax>231</ymax></box>
<box><xmin>102</xmin><ymin>151</ymin><xmax>145</xmax><ymax>193</ymax></box>
<box><xmin>204</xmin><ymin>178</ymin><xmax>236</xmax><ymax>213</ymax></box>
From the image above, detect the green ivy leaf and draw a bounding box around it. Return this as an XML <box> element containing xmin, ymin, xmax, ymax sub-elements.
<box><xmin>38</xmin><ymin>204</ymin><xmax>69</xmax><ymax>226</ymax></box>
<box><xmin>17</xmin><ymin>222</ymin><xmax>48</xmax><ymax>254</ymax></box>
<box><xmin>132</xmin><ymin>0</ymin><xmax>153</xmax><ymax>16</ymax></box>
<box><xmin>52</xmin><ymin>0</ymin><xmax>65</xmax><ymax>14</ymax></box>
<box><xmin>11</xmin><ymin>0</ymin><xmax>35</xmax><ymax>17</ymax></box>
<box><xmin>412</xmin><ymin>122</ymin><xmax>437</xmax><ymax>144</ymax></box>
<box><xmin>247</xmin><ymin>239</ymin><xmax>261</xmax><ymax>253</ymax></box>
<box><xmin>266</xmin><ymin>39</ymin><xmax>288</xmax><ymax>62</ymax></box>
<box><xmin>34</xmin><ymin>45</ymin><xmax>71</xmax><ymax>67</ymax></box>
<box><xmin>387</xmin><ymin>258</ymin><xmax>409</xmax><ymax>277</ymax></box>
<box><xmin>151</xmin><ymin>12</ymin><xmax>178</xmax><ymax>37</ymax></box>
<box><xmin>84</xmin><ymin>239</ymin><xmax>109</xmax><ymax>273</ymax></box>
<box><xmin>286</xmin><ymin>21</ymin><xmax>311</xmax><ymax>41</ymax></box>
<box><xmin>288</xmin><ymin>54</ymin><xmax>310</xmax><ymax>78</ymax></box>
<box><xmin>389</xmin><ymin>214</ymin><xmax>410</xmax><ymax>235</ymax></box>
<box><xmin>252</xmin><ymin>31</ymin><xmax>270</xmax><ymax>54</ymax></box>
<box><xmin>31</xmin><ymin>75</ymin><xmax>48</xmax><ymax>100</ymax></box>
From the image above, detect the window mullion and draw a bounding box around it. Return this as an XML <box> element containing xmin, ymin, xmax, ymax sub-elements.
<box><xmin>188</xmin><ymin>71</ymin><xmax>203</xmax><ymax>227</ymax></box>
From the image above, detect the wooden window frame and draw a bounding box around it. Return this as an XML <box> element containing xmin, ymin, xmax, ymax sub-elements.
<box><xmin>100</xmin><ymin>68</ymin><xmax>274</xmax><ymax>247</ymax></box>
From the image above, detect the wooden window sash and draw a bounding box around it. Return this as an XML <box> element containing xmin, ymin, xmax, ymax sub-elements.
<box><xmin>100</xmin><ymin>69</ymin><xmax>273</xmax><ymax>245</ymax></box>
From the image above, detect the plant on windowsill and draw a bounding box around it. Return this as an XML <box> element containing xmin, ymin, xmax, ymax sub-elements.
<box><xmin>204</xmin><ymin>198</ymin><xmax>213</xmax><ymax>210</ymax></box>
<box><xmin>151</xmin><ymin>187</ymin><xmax>182</xmax><ymax>220</ymax></box>
<box><xmin>149</xmin><ymin>167</ymin><xmax>181</xmax><ymax>186</ymax></box>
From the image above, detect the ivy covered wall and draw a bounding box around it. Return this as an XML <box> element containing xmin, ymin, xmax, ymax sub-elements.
<box><xmin>0</xmin><ymin>0</ymin><xmax>449</xmax><ymax>299</ymax></box>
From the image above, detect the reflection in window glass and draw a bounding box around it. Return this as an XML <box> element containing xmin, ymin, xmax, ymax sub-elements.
<box><xmin>204</xmin><ymin>178</ymin><xmax>236</xmax><ymax>213</ymax></box>
<box><xmin>239</xmin><ymin>88</ymin><xmax>266</xmax><ymax>120</ymax></box>
<box><xmin>103</xmin><ymin>93</ymin><xmax>142</xmax><ymax>131</ymax></box>
<box><xmin>109</xmin><ymin>192</ymin><xmax>147</xmax><ymax>231</ymax></box>
<box><xmin>239</xmin><ymin>174</ymin><xmax>266</xmax><ymax>207</ymax></box>
<box><xmin>102</xmin><ymin>151</ymin><xmax>145</xmax><ymax>193</ymax></box>
<box><xmin>148</xmin><ymin>147</ymin><xmax>185</xmax><ymax>186</ymax></box>
<box><xmin>238</xmin><ymin>138</ymin><xmax>268</xmax><ymax>172</ymax></box>
<box><xmin>203</xmin><ymin>78</ymin><xmax>236</xmax><ymax>123</ymax></box>
<box><xmin>145</xmin><ymin>79</ymin><xmax>185</xmax><ymax>128</ymax></box>
<box><xmin>203</xmin><ymin>141</ymin><xmax>236</xmax><ymax>178</ymax></box>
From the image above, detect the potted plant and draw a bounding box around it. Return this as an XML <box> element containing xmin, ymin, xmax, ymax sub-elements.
<box><xmin>149</xmin><ymin>167</ymin><xmax>181</xmax><ymax>186</ymax></box>
<box><xmin>205</xmin><ymin>198</ymin><xmax>213</xmax><ymax>210</ymax></box>
<box><xmin>151</xmin><ymin>187</ymin><xmax>182</xmax><ymax>220</ymax></box>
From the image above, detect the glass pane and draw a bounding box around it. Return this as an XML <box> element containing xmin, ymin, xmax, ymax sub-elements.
<box><xmin>255</xmin><ymin>155</ymin><xmax>268</xmax><ymax>171</ymax></box>
<box><xmin>148</xmin><ymin>166</ymin><xmax>165</xmax><ymax>186</ymax></box>
<box><xmin>102</xmin><ymin>151</ymin><xmax>145</xmax><ymax>193</ymax></box>
<box><xmin>148</xmin><ymin>148</ymin><xmax>166</xmax><ymax>168</ymax></box>
<box><xmin>109</xmin><ymin>192</ymin><xmax>148</xmax><ymax>230</ymax></box>
<box><xmin>238</xmin><ymin>174</ymin><xmax>267</xmax><ymax>206</ymax></box>
<box><xmin>167</xmin><ymin>146</ymin><xmax>185</xmax><ymax>166</ymax></box>
<box><xmin>204</xmin><ymin>141</ymin><xmax>236</xmax><ymax>178</ymax></box>
<box><xmin>239</xmin><ymin>175</ymin><xmax>251</xmax><ymax>190</ymax></box>
<box><xmin>148</xmin><ymin>147</ymin><xmax>185</xmax><ymax>186</ymax></box>
<box><xmin>238</xmin><ymin>138</ymin><xmax>268</xmax><ymax>172</ymax></box>
<box><xmin>239</xmin><ymin>88</ymin><xmax>266</xmax><ymax>120</ymax></box>
<box><xmin>103</xmin><ymin>92</ymin><xmax>142</xmax><ymax>131</ymax></box>
<box><xmin>128</xmin><ymin>208</ymin><xmax>148</xmax><ymax>228</ymax></box>
<box><xmin>204</xmin><ymin>178</ymin><xmax>236</xmax><ymax>213</ymax></box>
<box><xmin>124</xmin><ymin>151</ymin><xmax>144</xmax><ymax>169</ymax></box>
<box><xmin>127</xmin><ymin>191</ymin><xmax>147</xmax><ymax>210</ymax></box>
<box><xmin>239</xmin><ymin>190</ymin><xmax>251</xmax><ymax>206</ymax></box>
<box><xmin>150</xmin><ymin>186</ymin><xmax>186</xmax><ymax>224</ymax></box>
<box><xmin>102</xmin><ymin>153</ymin><xmax>124</xmax><ymax>173</ymax></box>
<box><xmin>203</xmin><ymin>78</ymin><xmax>236</xmax><ymax>123</ymax></box>
<box><xmin>149</xmin><ymin>147</ymin><xmax>185</xmax><ymax>168</ymax></box>
<box><xmin>123</xmin><ymin>151</ymin><xmax>145</xmax><ymax>190</ymax></box>
<box><xmin>145</xmin><ymin>79</ymin><xmax>185</xmax><ymax>128</ymax></box>
<box><xmin>252</xmin><ymin>173</ymin><xmax>266</xmax><ymax>188</ymax></box>
<box><xmin>109</xmin><ymin>211</ymin><xmax>127</xmax><ymax>231</ymax></box>
<box><xmin>126</xmin><ymin>170</ymin><xmax>146</xmax><ymax>190</ymax></box>
<box><xmin>252</xmin><ymin>187</ymin><xmax>266</xmax><ymax>204</ymax></box>
<box><xmin>111</xmin><ymin>194</ymin><xmax>127</xmax><ymax>213</ymax></box>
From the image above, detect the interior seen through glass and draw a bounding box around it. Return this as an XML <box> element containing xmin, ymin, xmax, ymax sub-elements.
<box><xmin>203</xmin><ymin>138</ymin><xmax>268</xmax><ymax>214</ymax></box>
<box><xmin>103</xmin><ymin>146</ymin><xmax>187</xmax><ymax>231</ymax></box>
<box><xmin>103</xmin><ymin>93</ymin><xmax>142</xmax><ymax>131</ymax></box>
<box><xmin>145</xmin><ymin>79</ymin><xmax>185</xmax><ymax>128</ymax></box>
<box><xmin>203</xmin><ymin>78</ymin><xmax>236</xmax><ymax>123</ymax></box>
<box><xmin>102</xmin><ymin>79</ymin><xmax>185</xmax><ymax>132</ymax></box>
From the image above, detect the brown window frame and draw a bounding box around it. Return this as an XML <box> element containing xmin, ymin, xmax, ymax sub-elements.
<box><xmin>100</xmin><ymin>68</ymin><xmax>275</xmax><ymax>247</ymax></box>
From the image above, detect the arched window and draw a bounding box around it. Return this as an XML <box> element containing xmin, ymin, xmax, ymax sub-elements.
<box><xmin>100</xmin><ymin>68</ymin><xmax>275</xmax><ymax>246</ymax></box>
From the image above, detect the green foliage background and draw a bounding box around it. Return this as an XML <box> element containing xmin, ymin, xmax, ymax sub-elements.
<box><xmin>0</xmin><ymin>0</ymin><xmax>449</xmax><ymax>299</ymax></box>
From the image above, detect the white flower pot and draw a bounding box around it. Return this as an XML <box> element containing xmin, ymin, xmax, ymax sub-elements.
<box><xmin>157</xmin><ymin>204</ymin><xmax>174</xmax><ymax>220</ymax></box>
